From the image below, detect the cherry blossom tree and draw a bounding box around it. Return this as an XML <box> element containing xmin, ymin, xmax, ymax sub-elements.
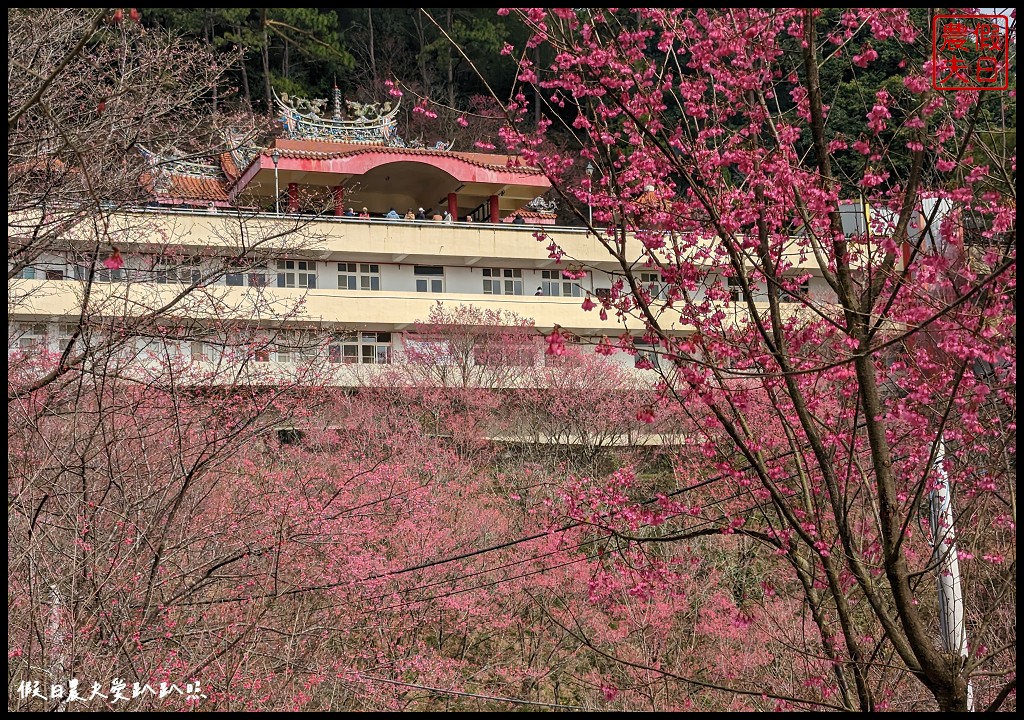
<box><xmin>7</xmin><ymin>9</ymin><xmax>369</xmax><ymax>711</ymax></box>
<box><xmin>443</xmin><ymin>7</ymin><xmax>1016</xmax><ymax>711</ymax></box>
<box><xmin>9</xmin><ymin>7</ymin><xmax>1016</xmax><ymax>712</ymax></box>
<box><xmin>7</xmin><ymin>8</ymin><xmax>331</xmax><ymax>398</ymax></box>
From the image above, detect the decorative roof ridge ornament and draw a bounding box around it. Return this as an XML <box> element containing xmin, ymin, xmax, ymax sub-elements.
<box><xmin>138</xmin><ymin>146</ymin><xmax>222</xmax><ymax>179</ymax></box>
<box><xmin>526</xmin><ymin>196</ymin><xmax>558</xmax><ymax>213</ymax></box>
<box><xmin>273</xmin><ymin>87</ymin><xmax>454</xmax><ymax>150</ymax></box>
<box><xmin>273</xmin><ymin>87</ymin><xmax>403</xmax><ymax>145</ymax></box>
<box><xmin>223</xmin><ymin>130</ymin><xmax>261</xmax><ymax>175</ymax></box>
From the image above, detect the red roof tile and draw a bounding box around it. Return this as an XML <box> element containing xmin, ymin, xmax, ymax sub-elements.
<box><xmin>142</xmin><ymin>172</ymin><xmax>228</xmax><ymax>202</ymax></box>
<box><xmin>219</xmin><ymin>151</ymin><xmax>240</xmax><ymax>182</ymax></box>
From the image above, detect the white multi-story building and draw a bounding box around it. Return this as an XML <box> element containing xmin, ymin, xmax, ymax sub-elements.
<box><xmin>9</xmin><ymin>91</ymin><xmax>856</xmax><ymax>384</ymax></box>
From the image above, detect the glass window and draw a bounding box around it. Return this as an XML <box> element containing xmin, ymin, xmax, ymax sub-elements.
<box><xmin>72</xmin><ymin>256</ymin><xmax>124</xmax><ymax>283</ymax></box>
<box><xmin>96</xmin><ymin>267</ymin><xmax>124</xmax><ymax>283</ymax></box>
<box><xmin>225</xmin><ymin>261</ymin><xmax>246</xmax><ymax>286</ymax></box>
<box><xmin>476</xmin><ymin>339</ymin><xmax>535</xmax><ymax>367</ymax></box>
<box><xmin>190</xmin><ymin>341</ymin><xmax>210</xmax><ymax>362</ymax></box>
<box><xmin>727</xmin><ymin>276</ymin><xmax>743</xmax><ymax>302</ymax></box>
<box><xmin>57</xmin><ymin>323</ymin><xmax>77</xmax><ymax>352</ymax></box>
<box><xmin>482</xmin><ymin>268</ymin><xmax>523</xmax><ymax>295</ymax></box>
<box><xmin>635</xmin><ymin>344</ymin><xmax>659</xmax><ymax>369</ymax></box>
<box><xmin>225</xmin><ymin>262</ymin><xmax>271</xmax><ymax>287</ymax></box>
<box><xmin>155</xmin><ymin>258</ymin><xmax>202</xmax><ymax>285</ymax></box>
<box><xmin>249</xmin><ymin>267</ymin><xmax>270</xmax><ymax>287</ymax></box>
<box><xmin>414</xmin><ymin>266</ymin><xmax>444</xmax><ymax>293</ymax></box>
<box><xmin>541</xmin><ymin>269</ymin><xmax>584</xmax><ymax>297</ymax></box>
<box><xmin>403</xmin><ymin>338</ymin><xmax>456</xmax><ymax>365</ymax></box>
<box><xmin>338</xmin><ymin>262</ymin><xmax>380</xmax><ymax>291</ymax></box>
<box><xmin>778</xmin><ymin>278</ymin><xmax>809</xmax><ymax>303</ymax></box>
<box><xmin>277</xmin><ymin>259</ymin><xmax>317</xmax><ymax>289</ymax></box>
<box><xmin>328</xmin><ymin>331</ymin><xmax>392</xmax><ymax>365</ymax></box>
<box><xmin>640</xmin><ymin>272</ymin><xmax>667</xmax><ymax>300</ymax></box>
<box><xmin>11</xmin><ymin>322</ymin><xmax>47</xmax><ymax>350</ymax></box>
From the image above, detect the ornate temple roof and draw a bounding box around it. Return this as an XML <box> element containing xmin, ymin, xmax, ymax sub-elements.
<box><xmin>138</xmin><ymin>148</ymin><xmax>233</xmax><ymax>207</ymax></box>
<box><xmin>135</xmin><ymin>87</ymin><xmax>554</xmax><ymax>219</ymax></box>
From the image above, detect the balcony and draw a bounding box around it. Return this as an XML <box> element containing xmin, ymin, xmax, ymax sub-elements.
<box><xmin>11</xmin><ymin>206</ymin><xmax>855</xmax><ymax>273</ymax></box>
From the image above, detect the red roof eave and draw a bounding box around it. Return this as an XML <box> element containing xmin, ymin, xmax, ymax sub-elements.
<box><xmin>230</xmin><ymin>145</ymin><xmax>550</xmax><ymax>202</ymax></box>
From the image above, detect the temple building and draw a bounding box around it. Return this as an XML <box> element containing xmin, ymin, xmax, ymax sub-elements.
<box><xmin>9</xmin><ymin>88</ymin><xmax>851</xmax><ymax>384</ymax></box>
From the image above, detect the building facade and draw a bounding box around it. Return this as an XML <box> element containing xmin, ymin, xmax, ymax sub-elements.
<box><xmin>9</xmin><ymin>91</ymin><xmax>852</xmax><ymax>385</ymax></box>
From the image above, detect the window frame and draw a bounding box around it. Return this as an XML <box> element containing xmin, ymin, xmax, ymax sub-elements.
<box><xmin>327</xmin><ymin>331</ymin><xmax>393</xmax><ymax>365</ymax></box>
<box><xmin>639</xmin><ymin>271</ymin><xmax>668</xmax><ymax>301</ymax></box>
<box><xmin>414</xmin><ymin>265</ymin><xmax>445</xmax><ymax>293</ymax></box>
<box><xmin>482</xmin><ymin>267</ymin><xmax>524</xmax><ymax>296</ymax></box>
<box><xmin>338</xmin><ymin>262</ymin><xmax>381</xmax><ymax>291</ymax></box>
<box><xmin>777</xmin><ymin>277</ymin><xmax>809</xmax><ymax>304</ymax></box>
<box><xmin>540</xmin><ymin>269</ymin><xmax>585</xmax><ymax>297</ymax></box>
<box><xmin>154</xmin><ymin>256</ymin><xmax>202</xmax><ymax>285</ymax></box>
<box><xmin>277</xmin><ymin>259</ymin><xmax>317</xmax><ymax>289</ymax></box>
<box><xmin>634</xmin><ymin>343</ymin><xmax>660</xmax><ymax>369</ymax></box>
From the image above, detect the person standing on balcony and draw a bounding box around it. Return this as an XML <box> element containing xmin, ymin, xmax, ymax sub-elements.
<box><xmin>513</xmin><ymin>214</ymin><xmax>526</xmax><ymax>224</ymax></box>
<box><xmin>359</xmin><ymin>207</ymin><xmax>370</xmax><ymax>218</ymax></box>
<box><xmin>343</xmin><ymin>207</ymin><xmax>356</xmax><ymax>217</ymax></box>
<box><xmin>442</xmin><ymin>210</ymin><xmax>453</xmax><ymax>223</ymax></box>
<box><xmin>386</xmin><ymin>207</ymin><xmax>400</xmax><ymax>219</ymax></box>
<box><xmin>416</xmin><ymin>207</ymin><xmax>427</xmax><ymax>220</ymax></box>
<box><xmin>535</xmin><ymin>286</ymin><xmax>544</xmax><ymax>296</ymax></box>
<box><xmin>404</xmin><ymin>208</ymin><xmax>416</xmax><ymax>220</ymax></box>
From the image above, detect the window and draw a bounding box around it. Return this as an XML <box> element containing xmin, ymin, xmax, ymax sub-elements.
<box><xmin>727</xmin><ymin>276</ymin><xmax>743</xmax><ymax>302</ymax></box>
<box><xmin>190</xmin><ymin>340</ymin><xmax>211</xmax><ymax>362</ymax></box>
<box><xmin>541</xmin><ymin>270</ymin><xmax>584</xmax><ymax>297</ymax></box>
<box><xmin>225</xmin><ymin>261</ymin><xmax>246</xmax><ymax>286</ymax></box>
<box><xmin>635</xmin><ymin>343</ymin><xmax>660</xmax><ymax>369</ymax></box>
<box><xmin>155</xmin><ymin>258</ymin><xmax>202</xmax><ymax>285</ymax></box>
<box><xmin>777</xmin><ymin>277</ymin><xmax>809</xmax><ymax>304</ymax></box>
<box><xmin>96</xmin><ymin>267</ymin><xmax>124</xmax><ymax>283</ymax></box>
<box><xmin>45</xmin><ymin>268</ymin><xmax>65</xmax><ymax>281</ymax></box>
<box><xmin>639</xmin><ymin>272</ymin><xmax>668</xmax><ymax>301</ymax></box>
<box><xmin>249</xmin><ymin>265</ymin><xmax>271</xmax><ymax>287</ymax></box>
<box><xmin>277</xmin><ymin>259</ymin><xmax>317</xmax><ymax>289</ymax></box>
<box><xmin>403</xmin><ymin>338</ymin><xmax>456</xmax><ymax>366</ymax></box>
<box><xmin>595</xmin><ymin>287</ymin><xmax>612</xmax><ymax>300</ymax></box>
<box><xmin>138</xmin><ymin>337</ymin><xmax>177</xmax><ymax>358</ymax></box>
<box><xmin>328</xmin><ymin>332</ymin><xmax>392</xmax><ymax>364</ymax></box>
<box><xmin>273</xmin><ymin>340</ymin><xmax>293</xmax><ymax>364</ymax></box>
<box><xmin>225</xmin><ymin>262</ymin><xmax>271</xmax><ymax>287</ymax></box>
<box><xmin>338</xmin><ymin>263</ymin><xmax>380</xmax><ymax>291</ymax></box>
<box><xmin>18</xmin><ymin>266</ymin><xmax>36</xmax><ymax>280</ymax></box>
<box><xmin>269</xmin><ymin>331</ymin><xmax>320</xmax><ymax>363</ymax></box>
<box><xmin>11</xmin><ymin>323</ymin><xmax>46</xmax><ymax>350</ymax></box>
<box><xmin>482</xmin><ymin>268</ymin><xmax>523</xmax><ymax>295</ymax></box>
<box><xmin>414</xmin><ymin>266</ymin><xmax>444</xmax><ymax>293</ymax></box>
<box><xmin>57</xmin><ymin>323</ymin><xmax>77</xmax><ymax>352</ymax></box>
<box><xmin>72</xmin><ymin>254</ymin><xmax>125</xmax><ymax>283</ymax></box>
